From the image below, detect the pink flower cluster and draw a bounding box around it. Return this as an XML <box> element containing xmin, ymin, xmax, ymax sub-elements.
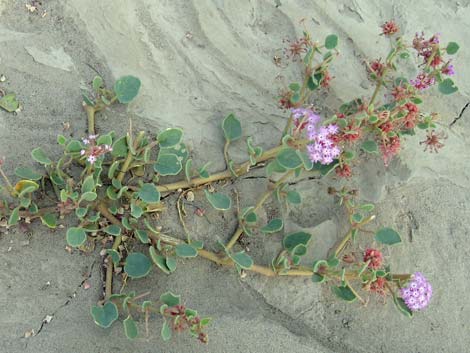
<box><xmin>412</xmin><ymin>32</ymin><xmax>440</xmax><ymax>63</ymax></box>
<box><xmin>291</xmin><ymin>108</ymin><xmax>341</xmax><ymax>165</ymax></box>
<box><xmin>80</xmin><ymin>134</ymin><xmax>112</xmax><ymax>164</ymax></box>
<box><xmin>400</xmin><ymin>272</ymin><xmax>432</xmax><ymax>311</ymax></box>
<box><xmin>410</xmin><ymin>72</ymin><xmax>435</xmax><ymax>91</ymax></box>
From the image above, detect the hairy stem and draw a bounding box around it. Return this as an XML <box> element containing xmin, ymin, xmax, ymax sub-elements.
<box><xmin>84</xmin><ymin>105</ymin><xmax>96</xmax><ymax>135</ymax></box>
<box><xmin>98</xmin><ymin>204</ymin><xmax>408</xmax><ymax>283</ymax></box>
<box><xmin>156</xmin><ymin>145</ymin><xmax>284</xmax><ymax>193</ymax></box>
<box><xmin>116</xmin><ymin>131</ymin><xmax>145</xmax><ymax>183</ymax></box>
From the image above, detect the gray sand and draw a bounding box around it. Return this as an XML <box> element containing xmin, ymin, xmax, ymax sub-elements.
<box><xmin>0</xmin><ymin>1</ymin><xmax>469</xmax><ymax>352</ymax></box>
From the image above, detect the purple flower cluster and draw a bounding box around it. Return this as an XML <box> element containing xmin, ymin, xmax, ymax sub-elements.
<box><xmin>400</xmin><ymin>272</ymin><xmax>432</xmax><ymax>311</ymax></box>
<box><xmin>410</xmin><ymin>72</ymin><xmax>435</xmax><ymax>91</ymax></box>
<box><xmin>442</xmin><ymin>64</ymin><xmax>455</xmax><ymax>76</ymax></box>
<box><xmin>291</xmin><ymin>108</ymin><xmax>341</xmax><ymax>165</ymax></box>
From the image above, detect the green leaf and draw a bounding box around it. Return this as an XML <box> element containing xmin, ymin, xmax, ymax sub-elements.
<box><xmin>175</xmin><ymin>243</ymin><xmax>198</xmax><ymax>258</ymax></box>
<box><xmin>8</xmin><ymin>207</ymin><xmax>20</xmax><ymax>226</ymax></box>
<box><xmin>160</xmin><ymin>292</ymin><xmax>181</xmax><ymax>307</ymax></box>
<box><xmin>204</xmin><ymin>190</ymin><xmax>231</xmax><ymax>210</ymax></box>
<box><xmin>161</xmin><ymin>321</ymin><xmax>172</xmax><ymax>341</ymax></box>
<box><xmin>325</xmin><ymin>34</ymin><xmax>338</xmax><ymax>49</ymax></box>
<box><xmin>361</xmin><ymin>140</ymin><xmax>379</xmax><ymax>153</ymax></box>
<box><xmin>31</xmin><ymin>147</ymin><xmax>52</xmax><ymax>165</ymax></box>
<box><xmin>66</xmin><ymin>227</ymin><xmax>87</xmax><ymax>247</ymax></box>
<box><xmin>82</xmin><ymin>93</ymin><xmax>94</xmax><ymax>106</ymax></box>
<box><xmin>290</xmin><ymin>93</ymin><xmax>300</xmax><ymax>104</ymax></box>
<box><xmin>446</xmin><ymin>42</ymin><xmax>460</xmax><ymax>55</ymax></box>
<box><xmin>438</xmin><ymin>78</ymin><xmax>458</xmax><ymax>95</ymax></box>
<box><xmin>130</xmin><ymin>203</ymin><xmax>143</xmax><ymax>219</ymax></box>
<box><xmin>222</xmin><ymin>113</ymin><xmax>242</xmax><ymax>142</ymax></box>
<box><xmin>191</xmin><ymin>240</ymin><xmax>204</xmax><ymax>249</ymax></box>
<box><xmin>286</xmin><ymin>190</ymin><xmax>301</xmax><ymax>204</ymax></box>
<box><xmin>92</xmin><ymin>76</ymin><xmax>103</xmax><ymax>91</ymax></box>
<box><xmin>360</xmin><ymin>203</ymin><xmax>375</xmax><ymax>212</ymax></box>
<box><xmin>65</xmin><ymin>140</ymin><xmax>83</xmax><ymax>153</ymax></box>
<box><xmin>82</xmin><ymin>175</ymin><xmax>95</xmax><ymax>194</ymax></box>
<box><xmin>137</xmin><ymin>183</ymin><xmax>160</xmax><ymax>203</ymax></box>
<box><xmin>261</xmin><ymin>218</ymin><xmax>283</xmax><ymax>234</ymax></box>
<box><xmin>15</xmin><ymin>180</ymin><xmax>39</xmax><ymax>197</ymax></box>
<box><xmin>97</xmin><ymin>133</ymin><xmax>113</xmax><ymax>146</ymax></box>
<box><xmin>332</xmin><ymin>285</ymin><xmax>357</xmax><ymax>302</ymax></box>
<box><xmin>375</xmin><ymin>227</ymin><xmax>401</xmax><ymax>245</ymax></box>
<box><xmin>166</xmin><ymin>257</ymin><xmax>177</xmax><ymax>272</ymax></box>
<box><xmin>311</xmin><ymin>273</ymin><xmax>325</xmax><ymax>283</ymax></box>
<box><xmin>185</xmin><ymin>158</ymin><xmax>193</xmax><ymax>183</ymax></box>
<box><xmin>15</xmin><ymin>167</ymin><xmax>42</xmax><ymax>181</ymax></box>
<box><xmin>113</xmin><ymin>75</ymin><xmax>141</xmax><ymax>104</ymax></box>
<box><xmin>266</xmin><ymin>160</ymin><xmax>287</xmax><ymax>176</ymax></box>
<box><xmin>154</xmin><ymin>153</ymin><xmax>182</xmax><ymax>176</ymax></box>
<box><xmin>149</xmin><ymin>247</ymin><xmax>170</xmax><ymax>274</ymax></box>
<box><xmin>157</xmin><ymin>128</ymin><xmax>183</xmax><ymax>148</ymax></box>
<box><xmin>80</xmin><ymin>191</ymin><xmax>97</xmax><ymax>202</ymax></box>
<box><xmin>393</xmin><ymin>296</ymin><xmax>413</xmax><ymax>318</ymax></box>
<box><xmin>289</xmin><ymin>82</ymin><xmax>301</xmax><ymax>91</ymax></box>
<box><xmin>40</xmin><ymin>213</ymin><xmax>57</xmax><ymax>229</ymax></box>
<box><xmin>106</xmin><ymin>249</ymin><xmax>121</xmax><ymax>265</ymax></box>
<box><xmin>276</xmin><ymin>148</ymin><xmax>303</xmax><ymax>169</ymax></box>
<box><xmin>112</xmin><ymin>136</ymin><xmax>128</xmax><ymax>158</ymax></box>
<box><xmin>123</xmin><ymin>315</ymin><xmax>138</xmax><ymax>339</ymax></box>
<box><xmin>135</xmin><ymin>229</ymin><xmax>149</xmax><ymax>244</ymax></box>
<box><xmin>0</xmin><ymin>93</ymin><xmax>19</xmax><ymax>112</ymax></box>
<box><xmin>283</xmin><ymin>231</ymin><xmax>312</xmax><ymax>252</ymax></box>
<box><xmin>230</xmin><ymin>251</ymin><xmax>253</xmax><ymax>269</ymax></box>
<box><xmin>124</xmin><ymin>252</ymin><xmax>152</xmax><ymax>278</ymax></box>
<box><xmin>244</xmin><ymin>211</ymin><xmax>257</xmax><ymax>224</ymax></box>
<box><xmin>104</xmin><ymin>224</ymin><xmax>121</xmax><ymax>236</ymax></box>
<box><xmin>91</xmin><ymin>302</ymin><xmax>119</xmax><ymax>329</ymax></box>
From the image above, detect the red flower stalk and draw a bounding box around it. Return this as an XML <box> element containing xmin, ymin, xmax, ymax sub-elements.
<box><xmin>381</xmin><ymin>20</ymin><xmax>399</xmax><ymax>36</ymax></box>
<box><xmin>363</xmin><ymin>248</ymin><xmax>384</xmax><ymax>269</ymax></box>
<box><xmin>335</xmin><ymin>164</ymin><xmax>352</xmax><ymax>178</ymax></box>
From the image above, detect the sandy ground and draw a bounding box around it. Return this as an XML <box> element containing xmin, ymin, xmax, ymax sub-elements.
<box><xmin>0</xmin><ymin>0</ymin><xmax>469</xmax><ymax>352</ymax></box>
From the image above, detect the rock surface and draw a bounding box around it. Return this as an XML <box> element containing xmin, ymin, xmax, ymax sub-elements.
<box><xmin>0</xmin><ymin>0</ymin><xmax>469</xmax><ymax>352</ymax></box>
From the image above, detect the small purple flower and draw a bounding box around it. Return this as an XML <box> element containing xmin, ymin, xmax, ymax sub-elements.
<box><xmin>442</xmin><ymin>64</ymin><xmax>455</xmax><ymax>76</ymax></box>
<box><xmin>410</xmin><ymin>72</ymin><xmax>435</xmax><ymax>91</ymax></box>
<box><xmin>400</xmin><ymin>272</ymin><xmax>432</xmax><ymax>311</ymax></box>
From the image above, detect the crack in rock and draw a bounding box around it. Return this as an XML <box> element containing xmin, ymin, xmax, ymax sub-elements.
<box><xmin>29</xmin><ymin>260</ymin><xmax>96</xmax><ymax>338</ymax></box>
<box><xmin>450</xmin><ymin>102</ymin><xmax>470</xmax><ymax>127</ymax></box>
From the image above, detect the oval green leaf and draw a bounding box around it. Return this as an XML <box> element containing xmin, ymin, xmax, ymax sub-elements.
<box><xmin>375</xmin><ymin>227</ymin><xmax>401</xmax><ymax>245</ymax></box>
<box><xmin>283</xmin><ymin>231</ymin><xmax>312</xmax><ymax>252</ymax></box>
<box><xmin>325</xmin><ymin>34</ymin><xmax>338</xmax><ymax>49</ymax></box>
<box><xmin>137</xmin><ymin>183</ymin><xmax>160</xmax><ymax>203</ymax></box>
<box><xmin>154</xmin><ymin>153</ymin><xmax>182</xmax><ymax>176</ymax></box>
<box><xmin>276</xmin><ymin>148</ymin><xmax>303</xmax><ymax>170</ymax></box>
<box><xmin>66</xmin><ymin>227</ymin><xmax>87</xmax><ymax>247</ymax></box>
<box><xmin>113</xmin><ymin>75</ymin><xmax>141</xmax><ymax>104</ymax></box>
<box><xmin>15</xmin><ymin>167</ymin><xmax>42</xmax><ymax>181</ymax></box>
<box><xmin>157</xmin><ymin>128</ymin><xmax>183</xmax><ymax>148</ymax></box>
<box><xmin>204</xmin><ymin>190</ymin><xmax>231</xmax><ymax>210</ymax></box>
<box><xmin>124</xmin><ymin>252</ymin><xmax>152</xmax><ymax>278</ymax></box>
<box><xmin>175</xmin><ymin>243</ymin><xmax>198</xmax><ymax>258</ymax></box>
<box><xmin>222</xmin><ymin>113</ymin><xmax>242</xmax><ymax>142</ymax></box>
<box><xmin>260</xmin><ymin>218</ymin><xmax>283</xmax><ymax>234</ymax></box>
<box><xmin>31</xmin><ymin>147</ymin><xmax>52</xmax><ymax>166</ymax></box>
<box><xmin>332</xmin><ymin>285</ymin><xmax>357</xmax><ymax>302</ymax></box>
<box><xmin>123</xmin><ymin>315</ymin><xmax>138</xmax><ymax>339</ymax></box>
